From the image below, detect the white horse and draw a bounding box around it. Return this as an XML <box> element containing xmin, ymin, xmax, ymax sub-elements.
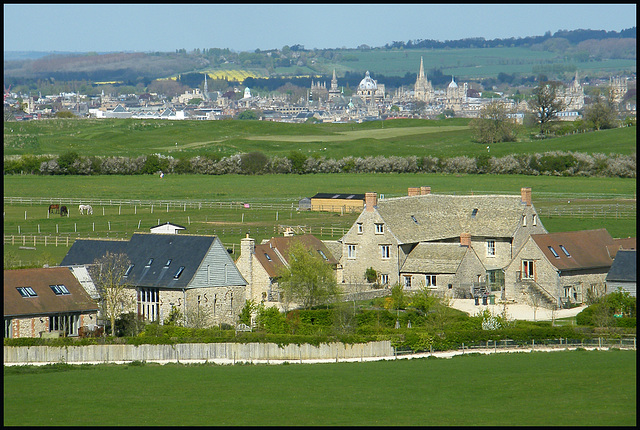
<box><xmin>79</xmin><ymin>204</ymin><xmax>93</xmax><ymax>215</ymax></box>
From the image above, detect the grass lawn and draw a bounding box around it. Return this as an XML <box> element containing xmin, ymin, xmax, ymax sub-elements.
<box><xmin>3</xmin><ymin>350</ymin><xmax>636</xmax><ymax>426</ymax></box>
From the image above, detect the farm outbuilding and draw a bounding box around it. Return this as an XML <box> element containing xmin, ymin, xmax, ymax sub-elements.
<box><xmin>310</xmin><ymin>193</ymin><xmax>365</xmax><ymax>213</ymax></box>
<box><xmin>150</xmin><ymin>222</ymin><xmax>186</xmax><ymax>235</ymax></box>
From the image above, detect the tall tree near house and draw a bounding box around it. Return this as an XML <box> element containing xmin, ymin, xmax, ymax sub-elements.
<box><xmin>277</xmin><ymin>240</ymin><xmax>339</xmax><ymax>309</ymax></box>
<box><xmin>583</xmin><ymin>88</ymin><xmax>619</xmax><ymax>130</ymax></box>
<box><xmin>470</xmin><ymin>100</ymin><xmax>519</xmax><ymax>144</ymax></box>
<box><xmin>88</xmin><ymin>252</ymin><xmax>134</xmax><ymax>336</ymax></box>
<box><xmin>528</xmin><ymin>79</ymin><xmax>565</xmax><ymax>135</ymax></box>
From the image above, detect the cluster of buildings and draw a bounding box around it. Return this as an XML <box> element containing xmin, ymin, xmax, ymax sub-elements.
<box><xmin>5</xmin><ymin>58</ymin><xmax>634</xmax><ymax>123</ymax></box>
<box><xmin>5</xmin><ymin>187</ymin><xmax>635</xmax><ymax>338</ymax></box>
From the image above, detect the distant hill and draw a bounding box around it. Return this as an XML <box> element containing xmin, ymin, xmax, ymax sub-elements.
<box><xmin>3</xmin><ymin>27</ymin><xmax>636</xmax><ymax>90</ymax></box>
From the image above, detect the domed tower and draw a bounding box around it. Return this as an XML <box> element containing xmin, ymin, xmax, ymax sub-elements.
<box><xmin>356</xmin><ymin>71</ymin><xmax>384</xmax><ymax>103</ymax></box>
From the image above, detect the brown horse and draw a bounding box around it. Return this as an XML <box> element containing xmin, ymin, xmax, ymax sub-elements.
<box><xmin>48</xmin><ymin>204</ymin><xmax>59</xmax><ymax>214</ymax></box>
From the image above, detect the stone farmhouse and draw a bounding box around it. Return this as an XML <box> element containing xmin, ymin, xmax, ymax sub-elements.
<box><xmin>4</xmin><ymin>267</ymin><xmax>99</xmax><ymax>338</ymax></box>
<box><xmin>60</xmin><ymin>233</ymin><xmax>247</xmax><ymax>327</ymax></box>
<box><xmin>236</xmin><ymin>233</ymin><xmax>339</xmax><ymax>311</ymax></box>
<box><xmin>505</xmin><ymin>229</ymin><xmax>633</xmax><ymax>307</ymax></box>
<box><xmin>338</xmin><ymin>187</ymin><xmax>547</xmax><ymax>299</ymax></box>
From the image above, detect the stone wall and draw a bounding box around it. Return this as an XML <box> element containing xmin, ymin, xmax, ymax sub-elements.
<box><xmin>4</xmin><ymin>341</ymin><xmax>394</xmax><ymax>364</ymax></box>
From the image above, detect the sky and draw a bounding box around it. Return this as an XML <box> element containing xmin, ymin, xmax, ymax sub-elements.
<box><xmin>3</xmin><ymin>3</ymin><xmax>637</xmax><ymax>53</ymax></box>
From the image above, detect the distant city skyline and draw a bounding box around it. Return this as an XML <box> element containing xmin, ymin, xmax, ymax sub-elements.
<box><xmin>3</xmin><ymin>4</ymin><xmax>637</xmax><ymax>53</ymax></box>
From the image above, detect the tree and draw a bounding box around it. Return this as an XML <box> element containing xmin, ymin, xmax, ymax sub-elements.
<box><xmin>470</xmin><ymin>101</ymin><xmax>518</xmax><ymax>144</ymax></box>
<box><xmin>584</xmin><ymin>89</ymin><xmax>618</xmax><ymax>130</ymax></box>
<box><xmin>528</xmin><ymin>79</ymin><xmax>565</xmax><ymax>135</ymax></box>
<box><xmin>277</xmin><ymin>240</ymin><xmax>339</xmax><ymax>309</ymax></box>
<box><xmin>88</xmin><ymin>252</ymin><xmax>134</xmax><ymax>336</ymax></box>
<box><xmin>237</xmin><ymin>109</ymin><xmax>259</xmax><ymax>120</ymax></box>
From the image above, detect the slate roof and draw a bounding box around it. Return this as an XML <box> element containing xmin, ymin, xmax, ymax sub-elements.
<box><xmin>376</xmin><ymin>194</ymin><xmax>528</xmax><ymax>243</ymax></box>
<box><xmin>530</xmin><ymin>229</ymin><xmax>615</xmax><ymax>272</ymax></box>
<box><xmin>4</xmin><ymin>267</ymin><xmax>99</xmax><ymax>317</ymax></box>
<box><xmin>61</xmin><ymin>233</ymin><xmax>245</xmax><ymax>289</ymax></box>
<box><xmin>312</xmin><ymin>193</ymin><xmax>366</xmax><ymax>201</ymax></box>
<box><xmin>401</xmin><ymin>243</ymin><xmax>469</xmax><ymax>274</ymax></box>
<box><xmin>606</xmin><ymin>250</ymin><xmax>636</xmax><ymax>283</ymax></box>
<box><xmin>60</xmin><ymin>238</ymin><xmax>129</xmax><ymax>267</ymax></box>
<box><xmin>254</xmin><ymin>234</ymin><xmax>338</xmax><ymax>278</ymax></box>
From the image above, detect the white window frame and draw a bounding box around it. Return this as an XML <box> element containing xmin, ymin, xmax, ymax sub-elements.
<box><xmin>522</xmin><ymin>215</ymin><xmax>527</xmax><ymax>227</ymax></box>
<box><xmin>357</xmin><ymin>223</ymin><xmax>363</xmax><ymax>234</ymax></box>
<box><xmin>138</xmin><ymin>287</ymin><xmax>159</xmax><ymax>322</ymax></box>
<box><xmin>375</xmin><ymin>223</ymin><xmax>384</xmax><ymax>234</ymax></box>
<box><xmin>426</xmin><ymin>275</ymin><xmax>437</xmax><ymax>289</ymax></box>
<box><xmin>380</xmin><ymin>244</ymin><xmax>390</xmax><ymax>259</ymax></box>
<box><xmin>380</xmin><ymin>274</ymin><xmax>389</xmax><ymax>285</ymax></box>
<box><xmin>403</xmin><ymin>276</ymin><xmax>412</xmax><ymax>289</ymax></box>
<box><xmin>347</xmin><ymin>244</ymin><xmax>357</xmax><ymax>259</ymax></box>
<box><xmin>532</xmin><ymin>214</ymin><xmax>537</xmax><ymax>226</ymax></box>
<box><xmin>487</xmin><ymin>240</ymin><xmax>496</xmax><ymax>257</ymax></box>
<box><xmin>522</xmin><ymin>260</ymin><xmax>534</xmax><ymax>279</ymax></box>
<box><xmin>50</xmin><ymin>314</ymin><xmax>80</xmax><ymax>336</ymax></box>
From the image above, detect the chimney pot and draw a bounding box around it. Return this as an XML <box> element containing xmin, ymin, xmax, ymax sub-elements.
<box><xmin>460</xmin><ymin>233</ymin><xmax>471</xmax><ymax>247</ymax></box>
<box><xmin>408</xmin><ymin>187</ymin><xmax>420</xmax><ymax>197</ymax></box>
<box><xmin>420</xmin><ymin>186</ymin><xmax>431</xmax><ymax>195</ymax></box>
<box><xmin>521</xmin><ymin>187</ymin><xmax>532</xmax><ymax>206</ymax></box>
<box><xmin>365</xmin><ymin>192</ymin><xmax>377</xmax><ymax>212</ymax></box>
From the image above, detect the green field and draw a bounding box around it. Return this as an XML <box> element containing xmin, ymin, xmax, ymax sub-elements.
<box><xmin>3</xmin><ymin>118</ymin><xmax>637</xmax><ymax>159</ymax></box>
<box><xmin>3</xmin><ymin>350</ymin><xmax>636</xmax><ymax>426</ymax></box>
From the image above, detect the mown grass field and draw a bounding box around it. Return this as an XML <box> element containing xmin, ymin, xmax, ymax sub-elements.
<box><xmin>3</xmin><ymin>173</ymin><xmax>636</xmax><ymax>268</ymax></box>
<box><xmin>3</xmin><ymin>350</ymin><xmax>636</xmax><ymax>426</ymax></box>
<box><xmin>3</xmin><ymin>118</ymin><xmax>637</xmax><ymax>159</ymax></box>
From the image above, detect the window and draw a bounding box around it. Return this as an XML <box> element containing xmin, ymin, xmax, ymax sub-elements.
<box><xmin>522</xmin><ymin>215</ymin><xmax>527</xmax><ymax>227</ymax></box>
<box><xmin>124</xmin><ymin>264</ymin><xmax>134</xmax><ymax>276</ymax></box>
<box><xmin>174</xmin><ymin>266</ymin><xmax>185</xmax><ymax>279</ymax></box>
<box><xmin>347</xmin><ymin>244</ymin><xmax>357</xmax><ymax>259</ymax></box>
<box><xmin>264</xmin><ymin>253</ymin><xmax>272</xmax><ymax>261</ymax></box>
<box><xmin>532</xmin><ymin>214</ymin><xmax>537</xmax><ymax>226</ymax></box>
<box><xmin>375</xmin><ymin>223</ymin><xmax>384</xmax><ymax>234</ymax></box>
<box><xmin>357</xmin><ymin>223</ymin><xmax>363</xmax><ymax>234</ymax></box>
<box><xmin>138</xmin><ymin>287</ymin><xmax>159</xmax><ymax>322</ymax></box>
<box><xmin>548</xmin><ymin>246</ymin><xmax>559</xmax><ymax>258</ymax></box>
<box><xmin>50</xmin><ymin>314</ymin><xmax>80</xmax><ymax>336</ymax></box>
<box><xmin>380</xmin><ymin>274</ymin><xmax>389</xmax><ymax>285</ymax></box>
<box><xmin>559</xmin><ymin>245</ymin><xmax>571</xmax><ymax>257</ymax></box>
<box><xmin>50</xmin><ymin>284</ymin><xmax>70</xmax><ymax>295</ymax></box>
<box><xmin>165</xmin><ymin>259</ymin><xmax>172</xmax><ymax>267</ymax></box>
<box><xmin>471</xmin><ymin>208</ymin><xmax>478</xmax><ymax>218</ymax></box>
<box><xmin>564</xmin><ymin>286</ymin><xmax>577</xmax><ymax>301</ymax></box>
<box><xmin>317</xmin><ymin>249</ymin><xmax>328</xmax><ymax>261</ymax></box>
<box><xmin>381</xmin><ymin>245</ymin><xmax>390</xmax><ymax>259</ymax></box>
<box><xmin>522</xmin><ymin>260</ymin><xmax>534</xmax><ymax>279</ymax></box>
<box><xmin>16</xmin><ymin>287</ymin><xmax>37</xmax><ymax>298</ymax></box>
<box><xmin>403</xmin><ymin>276</ymin><xmax>412</xmax><ymax>289</ymax></box>
<box><xmin>145</xmin><ymin>258</ymin><xmax>154</xmax><ymax>267</ymax></box>
<box><xmin>5</xmin><ymin>318</ymin><xmax>12</xmax><ymax>338</ymax></box>
<box><xmin>487</xmin><ymin>240</ymin><xmax>496</xmax><ymax>257</ymax></box>
<box><xmin>426</xmin><ymin>275</ymin><xmax>437</xmax><ymax>288</ymax></box>
<box><xmin>410</xmin><ymin>215</ymin><xmax>418</xmax><ymax>224</ymax></box>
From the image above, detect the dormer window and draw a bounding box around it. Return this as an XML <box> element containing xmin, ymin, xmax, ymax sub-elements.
<box><xmin>522</xmin><ymin>215</ymin><xmax>527</xmax><ymax>227</ymax></box>
<box><xmin>559</xmin><ymin>245</ymin><xmax>571</xmax><ymax>257</ymax></box>
<box><xmin>146</xmin><ymin>258</ymin><xmax>154</xmax><ymax>267</ymax></box>
<box><xmin>50</xmin><ymin>284</ymin><xmax>70</xmax><ymax>295</ymax></box>
<box><xmin>174</xmin><ymin>266</ymin><xmax>185</xmax><ymax>279</ymax></box>
<box><xmin>532</xmin><ymin>214</ymin><xmax>537</xmax><ymax>226</ymax></box>
<box><xmin>124</xmin><ymin>265</ymin><xmax>134</xmax><ymax>276</ymax></box>
<box><xmin>17</xmin><ymin>287</ymin><xmax>37</xmax><ymax>298</ymax></box>
<box><xmin>548</xmin><ymin>246</ymin><xmax>559</xmax><ymax>258</ymax></box>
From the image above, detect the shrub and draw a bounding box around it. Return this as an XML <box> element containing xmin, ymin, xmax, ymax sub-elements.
<box><xmin>240</xmin><ymin>151</ymin><xmax>268</xmax><ymax>175</ymax></box>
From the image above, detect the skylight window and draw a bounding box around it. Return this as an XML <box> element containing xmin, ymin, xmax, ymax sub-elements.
<box><xmin>165</xmin><ymin>259</ymin><xmax>172</xmax><ymax>267</ymax></box>
<box><xmin>264</xmin><ymin>253</ymin><xmax>272</xmax><ymax>261</ymax></box>
<box><xmin>17</xmin><ymin>287</ymin><xmax>37</xmax><ymax>298</ymax></box>
<box><xmin>471</xmin><ymin>208</ymin><xmax>478</xmax><ymax>218</ymax></box>
<box><xmin>411</xmin><ymin>215</ymin><xmax>418</xmax><ymax>224</ymax></box>
<box><xmin>174</xmin><ymin>266</ymin><xmax>185</xmax><ymax>279</ymax></box>
<box><xmin>50</xmin><ymin>284</ymin><xmax>70</xmax><ymax>295</ymax></box>
<box><xmin>146</xmin><ymin>258</ymin><xmax>154</xmax><ymax>267</ymax></box>
<box><xmin>124</xmin><ymin>264</ymin><xmax>134</xmax><ymax>276</ymax></box>
<box><xmin>559</xmin><ymin>245</ymin><xmax>571</xmax><ymax>257</ymax></box>
<box><xmin>317</xmin><ymin>250</ymin><xmax>328</xmax><ymax>260</ymax></box>
<box><xmin>548</xmin><ymin>246</ymin><xmax>559</xmax><ymax>258</ymax></box>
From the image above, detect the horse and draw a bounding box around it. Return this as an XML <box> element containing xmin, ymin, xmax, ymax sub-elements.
<box><xmin>48</xmin><ymin>204</ymin><xmax>59</xmax><ymax>214</ymax></box>
<box><xmin>60</xmin><ymin>205</ymin><xmax>68</xmax><ymax>217</ymax></box>
<box><xmin>79</xmin><ymin>204</ymin><xmax>93</xmax><ymax>215</ymax></box>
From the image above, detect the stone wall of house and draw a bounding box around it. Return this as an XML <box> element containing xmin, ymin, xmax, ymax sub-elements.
<box><xmin>9</xmin><ymin>312</ymin><xmax>97</xmax><ymax>339</ymax></box>
<box><xmin>454</xmin><ymin>247</ymin><xmax>488</xmax><ymax>298</ymax></box>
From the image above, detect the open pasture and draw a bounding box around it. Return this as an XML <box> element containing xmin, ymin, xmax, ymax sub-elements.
<box><xmin>3</xmin><ymin>350</ymin><xmax>636</xmax><ymax>426</ymax></box>
<box><xmin>3</xmin><ymin>118</ymin><xmax>636</xmax><ymax>159</ymax></box>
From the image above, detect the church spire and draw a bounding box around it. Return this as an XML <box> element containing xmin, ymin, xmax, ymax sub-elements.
<box><xmin>418</xmin><ymin>56</ymin><xmax>425</xmax><ymax>79</ymax></box>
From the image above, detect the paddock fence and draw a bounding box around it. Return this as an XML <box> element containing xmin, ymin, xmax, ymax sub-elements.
<box><xmin>536</xmin><ymin>204</ymin><xmax>636</xmax><ymax>220</ymax></box>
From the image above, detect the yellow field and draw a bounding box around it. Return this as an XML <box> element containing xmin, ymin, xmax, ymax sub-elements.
<box><xmin>159</xmin><ymin>70</ymin><xmax>263</xmax><ymax>82</ymax></box>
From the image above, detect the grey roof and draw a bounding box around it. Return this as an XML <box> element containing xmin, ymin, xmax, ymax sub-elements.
<box><xmin>60</xmin><ymin>233</ymin><xmax>245</xmax><ymax>289</ymax></box>
<box><xmin>606</xmin><ymin>250</ymin><xmax>636</xmax><ymax>283</ymax></box>
<box><xmin>322</xmin><ymin>240</ymin><xmax>343</xmax><ymax>261</ymax></box>
<box><xmin>60</xmin><ymin>239</ymin><xmax>129</xmax><ymax>267</ymax></box>
<box><xmin>401</xmin><ymin>242</ymin><xmax>468</xmax><ymax>274</ymax></box>
<box><xmin>376</xmin><ymin>194</ymin><xmax>527</xmax><ymax>243</ymax></box>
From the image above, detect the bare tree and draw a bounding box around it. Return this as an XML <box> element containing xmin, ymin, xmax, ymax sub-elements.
<box><xmin>528</xmin><ymin>79</ymin><xmax>565</xmax><ymax>135</ymax></box>
<box><xmin>88</xmin><ymin>252</ymin><xmax>134</xmax><ymax>336</ymax></box>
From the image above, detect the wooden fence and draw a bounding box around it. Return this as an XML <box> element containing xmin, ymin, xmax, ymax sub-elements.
<box><xmin>536</xmin><ymin>204</ymin><xmax>636</xmax><ymax>219</ymax></box>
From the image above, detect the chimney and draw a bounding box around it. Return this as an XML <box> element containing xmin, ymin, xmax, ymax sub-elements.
<box><xmin>521</xmin><ymin>187</ymin><xmax>532</xmax><ymax>206</ymax></box>
<box><xmin>239</xmin><ymin>235</ymin><xmax>255</xmax><ymax>289</ymax></box>
<box><xmin>460</xmin><ymin>232</ymin><xmax>471</xmax><ymax>247</ymax></box>
<box><xmin>420</xmin><ymin>186</ymin><xmax>431</xmax><ymax>195</ymax></box>
<box><xmin>408</xmin><ymin>187</ymin><xmax>420</xmax><ymax>197</ymax></box>
<box><xmin>365</xmin><ymin>192</ymin><xmax>377</xmax><ymax>212</ymax></box>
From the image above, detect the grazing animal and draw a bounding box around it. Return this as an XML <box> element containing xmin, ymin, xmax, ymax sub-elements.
<box><xmin>60</xmin><ymin>206</ymin><xmax>68</xmax><ymax>217</ymax></box>
<box><xmin>48</xmin><ymin>204</ymin><xmax>60</xmax><ymax>214</ymax></box>
<box><xmin>79</xmin><ymin>204</ymin><xmax>93</xmax><ymax>215</ymax></box>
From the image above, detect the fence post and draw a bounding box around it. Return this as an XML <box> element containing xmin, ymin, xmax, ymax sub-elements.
<box><xmin>108</xmin><ymin>222</ymin><xmax>111</xmax><ymax>231</ymax></box>
<box><xmin>45</xmin><ymin>236</ymin><xmax>47</xmax><ymax>246</ymax></box>
<box><xmin>103</xmin><ymin>207</ymin><xmax>105</xmax><ymax>216</ymax></box>
<box><xmin>66</xmin><ymin>237</ymin><xmax>69</xmax><ymax>247</ymax></box>
<box><xmin>38</xmin><ymin>224</ymin><xmax>40</xmax><ymax>234</ymax></box>
<box><xmin>25</xmin><ymin>211</ymin><xmax>27</xmax><ymax>220</ymax></box>
<box><xmin>138</xmin><ymin>220</ymin><xmax>141</xmax><ymax>229</ymax></box>
<box><xmin>93</xmin><ymin>222</ymin><xmax>95</xmax><ymax>232</ymax></box>
<box><xmin>74</xmin><ymin>223</ymin><xmax>77</xmax><ymax>233</ymax></box>
<box><xmin>119</xmin><ymin>206</ymin><xmax>121</xmax><ymax>215</ymax></box>
<box><xmin>151</xmin><ymin>205</ymin><xmax>153</xmax><ymax>214</ymax></box>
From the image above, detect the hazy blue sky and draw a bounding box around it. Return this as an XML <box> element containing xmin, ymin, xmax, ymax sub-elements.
<box><xmin>4</xmin><ymin>4</ymin><xmax>637</xmax><ymax>53</ymax></box>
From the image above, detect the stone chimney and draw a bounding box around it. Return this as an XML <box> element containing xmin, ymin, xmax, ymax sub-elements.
<box><xmin>365</xmin><ymin>192</ymin><xmax>377</xmax><ymax>212</ymax></box>
<box><xmin>420</xmin><ymin>186</ymin><xmax>431</xmax><ymax>195</ymax></box>
<box><xmin>521</xmin><ymin>187</ymin><xmax>532</xmax><ymax>206</ymax></box>
<box><xmin>408</xmin><ymin>187</ymin><xmax>420</xmax><ymax>197</ymax></box>
<box><xmin>238</xmin><ymin>234</ymin><xmax>255</xmax><ymax>287</ymax></box>
<box><xmin>460</xmin><ymin>232</ymin><xmax>471</xmax><ymax>247</ymax></box>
